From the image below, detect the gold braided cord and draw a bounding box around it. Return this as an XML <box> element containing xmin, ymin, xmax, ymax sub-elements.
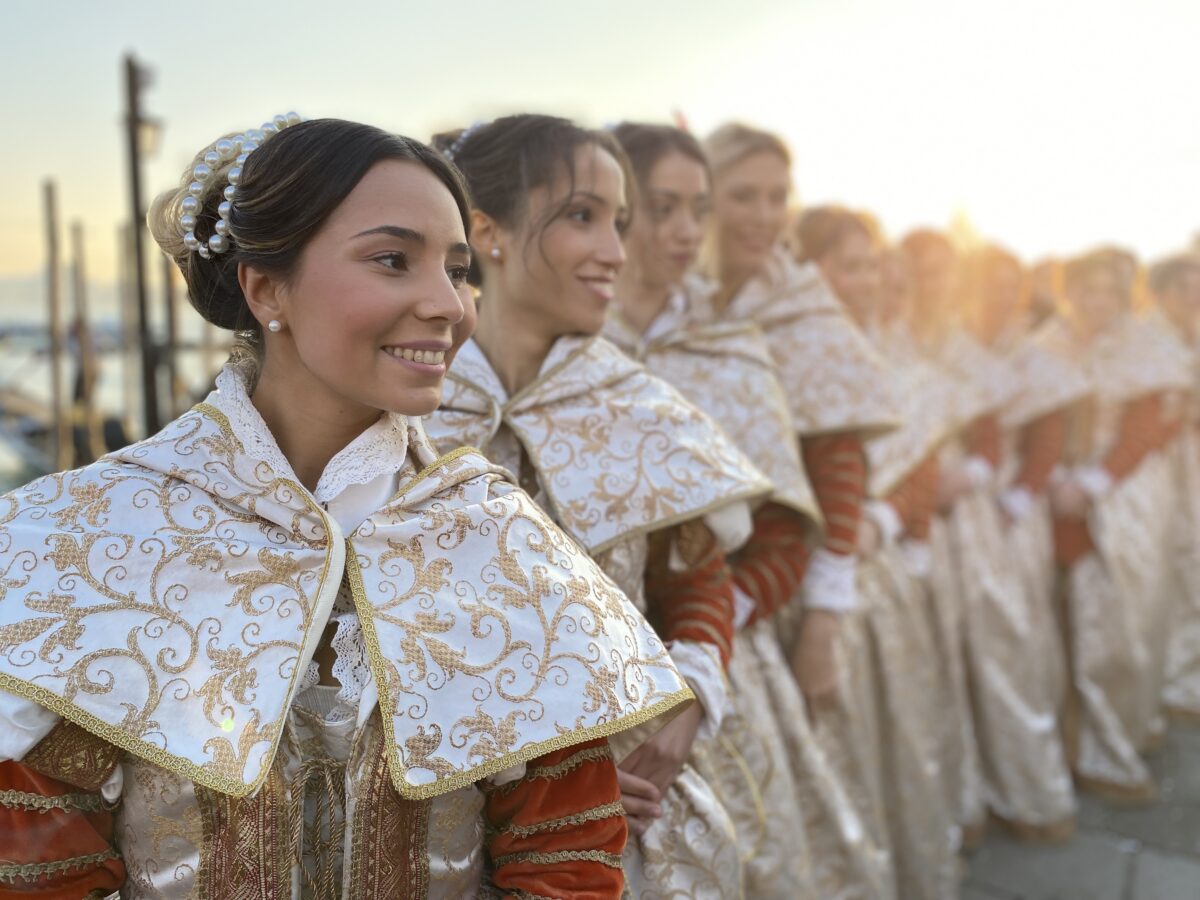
<box><xmin>496</xmin><ymin>800</ymin><xmax>625</xmax><ymax>838</ymax></box>
<box><xmin>0</xmin><ymin>849</ymin><xmax>120</xmax><ymax>884</ymax></box>
<box><xmin>524</xmin><ymin>745</ymin><xmax>613</xmax><ymax>782</ymax></box>
<box><xmin>491</xmin><ymin>848</ymin><xmax>624</xmax><ymax>871</ymax></box>
<box><xmin>0</xmin><ymin>788</ymin><xmax>106</xmax><ymax>813</ymax></box>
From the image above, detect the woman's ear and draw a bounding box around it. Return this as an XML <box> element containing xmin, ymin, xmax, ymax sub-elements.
<box><xmin>470</xmin><ymin>209</ymin><xmax>502</xmax><ymax>261</ymax></box>
<box><xmin>239</xmin><ymin>262</ymin><xmax>286</xmax><ymax>330</ymax></box>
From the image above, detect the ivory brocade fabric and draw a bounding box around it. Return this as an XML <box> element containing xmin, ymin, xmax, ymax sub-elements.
<box><xmin>0</xmin><ymin>372</ymin><xmax>693</xmax><ymax>897</ymax></box>
<box><xmin>427</xmin><ymin>334</ymin><xmax>775</xmax><ymax>900</ymax></box>
<box><xmin>690</xmin><ymin>252</ymin><xmax>899</xmax><ymax>440</ymax></box>
<box><xmin>615</xmin><ymin>280</ymin><xmax>894</xmax><ymax>898</ymax></box>
<box><xmin>1052</xmin><ymin>312</ymin><xmax>1193</xmax><ymax>795</ymax></box>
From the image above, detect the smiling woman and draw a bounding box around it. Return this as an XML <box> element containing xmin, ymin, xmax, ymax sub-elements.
<box><xmin>0</xmin><ymin>116</ymin><xmax>693</xmax><ymax>899</ymax></box>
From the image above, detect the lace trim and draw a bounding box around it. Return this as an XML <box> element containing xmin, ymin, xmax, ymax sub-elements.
<box><xmin>0</xmin><ymin>849</ymin><xmax>120</xmax><ymax>884</ymax></box>
<box><xmin>0</xmin><ymin>788</ymin><xmax>106</xmax><ymax>813</ymax></box>
<box><xmin>298</xmin><ymin>584</ymin><xmax>371</xmax><ymax>715</ymax></box>
<box><xmin>210</xmin><ymin>364</ymin><xmax>410</xmax><ymax>505</ymax></box>
<box><xmin>493</xmin><ymin>800</ymin><xmax>625</xmax><ymax>838</ymax></box>
<box><xmin>491</xmin><ymin>849</ymin><xmax>624</xmax><ymax>871</ymax></box>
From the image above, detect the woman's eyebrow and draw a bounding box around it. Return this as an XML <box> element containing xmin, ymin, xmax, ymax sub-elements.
<box><xmin>352</xmin><ymin>225</ymin><xmax>425</xmax><ymax>242</ymax></box>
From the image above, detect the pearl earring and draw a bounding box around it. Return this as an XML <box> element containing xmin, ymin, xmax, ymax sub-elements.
<box><xmin>490</xmin><ymin>247</ymin><xmax>501</xmax><ymax>259</ymax></box>
<box><xmin>267</xmin><ymin>320</ymin><xmax>282</xmax><ymax>333</ymax></box>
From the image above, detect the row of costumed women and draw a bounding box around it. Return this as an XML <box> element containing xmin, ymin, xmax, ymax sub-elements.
<box><xmin>2</xmin><ymin>109</ymin><xmax>1200</xmax><ymax>899</ymax></box>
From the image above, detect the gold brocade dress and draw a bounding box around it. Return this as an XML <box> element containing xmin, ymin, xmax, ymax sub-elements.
<box><xmin>1054</xmin><ymin>313</ymin><xmax>1193</xmax><ymax>796</ymax></box>
<box><xmin>692</xmin><ymin>254</ymin><xmax>897</xmax><ymax>900</ymax></box>
<box><xmin>928</xmin><ymin>324</ymin><xmax>1077</xmax><ymax>837</ymax></box>
<box><xmin>427</xmin><ymin>335</ymin><xmax>776</xmax><ymax>900</ymax></box>
<box><xmin>605</xmin><ymin>294</ymin><xmax>823</xmax><ymax>898</ymax></box>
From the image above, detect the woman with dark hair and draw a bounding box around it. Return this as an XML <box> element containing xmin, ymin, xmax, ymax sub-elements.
<box><xmin>0</xmin><ymin>116</ymin><xmax>691</xmax><ymax>898</ymax></box>
<box><xmin>603</xmin><ymin>121</ymin><xmax>820</xmax><ymax>897</ymax></box>
<box><xmin>699</xmin><ymin>122</ymin><xmax>895</xmax><ymax>900</ymax></box>
<box><xmin>1048</xmin><ymin>249</ymin><xmax>1192</xmax><ymax>799</ymax></box>
<box><xmin>426</xmin><ymin>114</ymin><xmax>772</xmax><ymax>900</ymax></box>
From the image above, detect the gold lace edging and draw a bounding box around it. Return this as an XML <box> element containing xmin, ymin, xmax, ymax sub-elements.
<box><xmin>496</xmin><ymin>800</ymin><xmax>625</xmax><ymax>838</ymax></box>
<box><xmin>0</xmin><ymin>405</ymin><xmax>340</xmax><ymax>800</ymax></box>
<box><xmin>491</xmin><ymin>848</ymin><xmax>624</xmax><ymax>871</ymax></box>
<box><xmin>0</xmin><ymin>849</ymin><xmax>120</xmax><ymax>884</ymax></box>
<box><xmin>0</xmin><ymin>788</ymin><xmax>106</xmax><ymax>813</ymax></box>
<box><xmin>344</xmin><ymin>545</ymin><xmax>695</xmax><ymax>801</ymax></box>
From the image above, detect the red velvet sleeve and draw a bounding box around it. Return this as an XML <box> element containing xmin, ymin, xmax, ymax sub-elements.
<box><xmin>0</xmin><ymin>760</ymin><xmax>125</xmax><ymax>899</ymax></box>
<box><xmin>484</xmin><ymin>738</ymin><xmax>626</xmax><ymax>899</ymax></box>
<box><xmin>801</xmin><ymin>434</ymin><xmax>867</xmax><ymax>557</ymax></box>
<box><xmin>964</xmin><ymin>413</ymin><xmax>1004</xmax><ymax>469</ymax></box>
<box><xmin>1102</xmin><ymin>392</ymin><xmax>1180</xmax><ymax>483</ymax></box>
<box><xmin>1013</xmin><ymin>410</ymin><xmax>1068</xmax><ymax>495</ymax></box>
<box><xmin>644</xmin><ymin>521</ymin><xmax>737</xmax><ymax>667</ymax></box>
<box><xmin>884</xmin><ymin>454</ymin><xmax>940</xmax><ymax>541</ymax></box>
<box><xmin>729</xmin><ymin>502</ymin><xmax>811</xmax><ymax>623</ymax></box>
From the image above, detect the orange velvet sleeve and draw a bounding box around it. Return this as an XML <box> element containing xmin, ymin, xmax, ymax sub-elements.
<box><xmin>729</xmin><ymin>502</ymin><xmax>812</xmax><ymax>622</ymax></box>
<box><xmin>1102</xmin><ymin>392</ymin><xmax>1180</xmax><ymax>483</ymax></box>
<box><xmin>644</xmin><ymin>521</ymin><xmax>737</xmax><ymax>667</ymax></box>
<box><xmin>1013</xmin><ymin>410</ymin><xmax>1068</xmax><ymax>495</ymax></box>
<box><xmin>884</xmin><ymin>454</ymin><xmax>940</xmax><ymax>541</ymax></box>
<box><xmin>801</xmin><ymin>434</ymin><xmax>867</xmax><ymax>557</ymax></box>
<box><xmin>1054</xmin><ymin>393</ymin><xmax>1180</xmax><ymax>566</ymax></box>
<box><xmin>964</xmin><ymin>413</ymin><xmax>1004</xmax><ymax>469</ymax></box>
<box><xmin>0</xmin><ymin>761</ymin><xmax>125</xmax><ymax>900</ymax></box>
<box><xmin>484</xmin><ymin>738</ymin><xmax>627</xmax><ymax>900</ymax></box>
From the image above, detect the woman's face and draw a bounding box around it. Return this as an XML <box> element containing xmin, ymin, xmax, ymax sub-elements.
<box><xmin>711</xmin><ymin>150</ymin><xmax>790</xmax><ymax>277</ymax></box>
<box><xmin>486</xmin><ymin>143</ymin><xmax>629</xmax><ymax>338</ymax></box>
<box><xmin>817</xmin><ymin>228</ymin><xmax>879</xmax><ymax>325</ymax></box>
<box><xmin>262</xmin><ymin>159</ymin><xmax>474</xmax><ymax>416</ymax></box>
<box><xmin>625</xmin><ymin>151</ymin><xmax>709</xmax><ymax>290</ymax></box>
<box><xmin>980</xmin><ymin>256</ymin><xmax>1023</xmax><ymax>334</ymax></box>
<box><xmin>1067</xmin><ymin>267</ymin><xmax>1125</xmax><ymax>336</ymax></box>
<box><xmin>908</xmin><ymin>241</ymin><xmax>959</xmax><ymax>322</ymax></box>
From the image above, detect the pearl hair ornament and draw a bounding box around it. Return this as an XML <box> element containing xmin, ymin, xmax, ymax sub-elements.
<box><xmin>443</xmin><ymin>120</ymin><xmax>487</xmax><ymax>163</ymax></box>
<box><xmin>180</xmin><ymin>112</ymin><xmax>303</xmax><ymax>259</ymax></box>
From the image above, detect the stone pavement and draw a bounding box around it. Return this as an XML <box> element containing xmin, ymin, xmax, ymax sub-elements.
<box><xmin>965</xmin><ymin>724</ymin><xmax>1200</xmax><ymax>899</ymax></box>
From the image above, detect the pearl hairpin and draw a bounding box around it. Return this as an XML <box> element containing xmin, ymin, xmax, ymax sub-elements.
<box><xmin>180</xmin><ymin>112</ymin><xmax>303</xmax><ymax>259</ymax></box>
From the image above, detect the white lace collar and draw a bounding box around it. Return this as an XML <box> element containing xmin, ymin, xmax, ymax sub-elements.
<box><xmin>207</xmin><ymin>364</ymin><xmax>411</xmax><ymax>506</ymax></box>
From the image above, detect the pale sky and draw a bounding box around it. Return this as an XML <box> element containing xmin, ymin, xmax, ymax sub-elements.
<box><xmin>2</xmin><ymin>0</ymin><xmax>1198</xmax><ymax>293</ymax></box>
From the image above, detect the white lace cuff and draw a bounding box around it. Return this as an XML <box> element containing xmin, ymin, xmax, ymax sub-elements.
<box><xmin>0</xmin><ymin>689</ymin><xmax>60</xmax><ymax>762</ymax></box>
<box><xmin>703</xmin><ymin>501</ymin><xmax>755</xmax><ymax>555</ymax></box>
<box><xmin>732</xmin><ymin>585</ymin><xmax>756</xmax><ymax>630</ymax></box>
<box><xmin>667</xmin><ymin>639</ymin><xmax>729</xmax><ymax>742</ymax></box>
<box><xmin>1074</xmin><ymin>465</ymin><xmax>1114</xmax><ymax>499</ymax></box>
<box><xmin>801</xmin><ymin>547</ymin><xmax>858</xmax><ymax>612</ymax></box>
<box><xmin>865</xmin><ymin>500</ymin><xmax>904</xmax><ymax>546</ymax></box>
<box><xmin>963</xmin><ymin>455</ymin><xmax>996</xmax><ymax>491</ymax></box>
<box><xmin>999</xmin><ymin>486</ymin><xmax>1036</xmax><ymax>522</ymax></box>
<box><xmin>899</xmin><ymin>539</ymin><xmax>933</xmax><ymax>578</ymax></box>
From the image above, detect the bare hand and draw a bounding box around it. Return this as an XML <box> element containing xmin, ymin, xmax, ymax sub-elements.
<box><xmin>1051</xmin><ymin>479</ymin><xmax>1090</xmax><ymax>519</ymax></box>
<box><xmin>856</xmin><ymin>517</ymin><xmax>881</xmax><ymax>557</ymax></box>
<box><xmin>619</xmin><ymin>701</ymin><xmax>704</xmax><ymax>797</ymax></box>
<box><xmin>936</xmin><ymin>464</ymin><xmax>973</xmax><ymax>511</ymax></box>
<box><xmin>790</xmin><ymin>610</ymin><xmax>842</xmax><ymax>721</ymax></box>
<box><xmin>616</xmin><ymin>768</ymin><xmax>663</xmax><ymax>837</ymax></box>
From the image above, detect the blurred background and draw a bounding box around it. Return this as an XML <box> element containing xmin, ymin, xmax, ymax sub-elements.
<box><xmin>2</xmin><ymin>0</ymin><xmax>1198</xmax><ymax>491</ymax></box>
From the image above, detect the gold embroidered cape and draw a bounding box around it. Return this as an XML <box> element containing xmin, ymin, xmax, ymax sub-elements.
<box><xmin>0</xmin><ymin>405</ymin><xmax>690</xmax><ymax>801</ymax></box>
<box><xmin>699</xmin><ymin>250</ymin><xmax>898</xmax><ymax>439</ymax></box>
<box><xmin>604</xmin><ymin>301</ymin><xmax>821</xmax><ymax>529</ymax></box>
<box><xmin>426</xmin><ymin>336</ymin><xmax>772</xmax><ymax>555</ymax></box>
